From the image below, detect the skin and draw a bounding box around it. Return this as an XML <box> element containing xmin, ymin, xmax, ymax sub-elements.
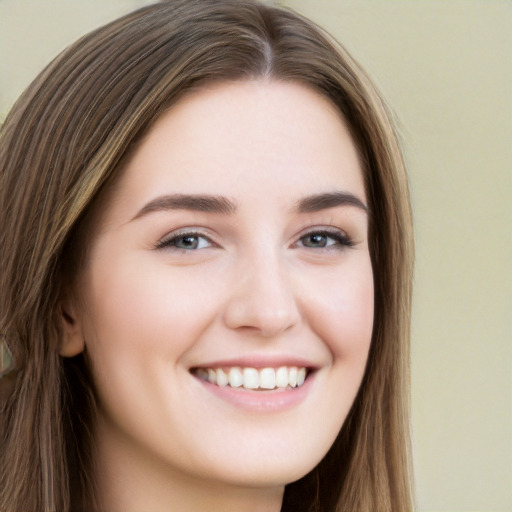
<box><xmin>61</xmin><ymin>80</ymin><xmax>374</xmax><ymax>512</ymax></box>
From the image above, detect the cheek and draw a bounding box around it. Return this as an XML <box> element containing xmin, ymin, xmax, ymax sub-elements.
<box><xmin>80</xmin><ymin>253</ymin><xmax>217</xmax><ymax>359</ymax></box>
<box><xmin>78</xmin><ymin>254</ymin><xmax>224</xmax><ymax>424</ymax></box>
<box><xmin>301</xmin><ymin>257</ymin><xmax>374</xmax><ymax>361</ymax></box>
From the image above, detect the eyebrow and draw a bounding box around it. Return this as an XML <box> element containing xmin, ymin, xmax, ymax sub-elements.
<box><xmin>131</xmin><ymin>190</ymin><xmax>368</xmax><ymax>221</ymax></box>
<box><xmin>294</xmin><ymin>192</ymin><xmax>368</xmax><ymax>214</ymax></box>
<box><xmin>132</xmin><ymin>194</ymin><xmax>236</xmax><ymax>220</ymax></box>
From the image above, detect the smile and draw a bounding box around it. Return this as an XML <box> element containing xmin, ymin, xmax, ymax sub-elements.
<box><xmin>193</xmin><ymin>366</ymin><xmax>308</xmax><ymax>391</ymax></box>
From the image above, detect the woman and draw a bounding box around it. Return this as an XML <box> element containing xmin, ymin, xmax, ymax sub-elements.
<box><xmin>0</xmin><ymin>1</ymin><xmax>414</xmax><ymax>510</ymax></box>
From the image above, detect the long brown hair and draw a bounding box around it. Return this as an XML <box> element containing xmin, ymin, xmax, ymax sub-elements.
<box><xmin>0</xmin><ymin>1</ymin><xmax>414</xmax><ymax>510</ymax></box>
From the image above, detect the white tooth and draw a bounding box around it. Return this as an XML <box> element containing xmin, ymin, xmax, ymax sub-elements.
<box><xmin>208</xmin><ymin>369</ymin><xmax>217</xmax><ymax>384</ymax></box>
<box><xmin>275</xmin><ymin>366</ymin><xmax>288</xmax><ymax>388</ymax></box>
<box><xmin>216</xmin><ymin>368</ymin><xmax>228</xmax><ymax>387</ymax></box>
<box><xmin>297</xmin><ymin>367</ymin><xmax>306</xmax><ymax>386</ymax></box>
<box><xmin>259</xmin><ymin>368</ymin><xmax>276</xmax><ymax>389</ymax></box>
<box><xmin>243</xmin><ymin>368</ymin><xmax>259</xmax><ymax>389</ymax></box>
<box><xmin>228</xmin><ymin>367</ymin><xmax>243</xmax><ymax>388</ymax></box>
<box><xmin>289</xmin><ymin>367</ymin><xmax>298</xmax><ymax>387</ymax></box>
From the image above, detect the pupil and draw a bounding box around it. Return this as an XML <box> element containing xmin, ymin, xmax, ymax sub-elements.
<box><xmin>180</xmin><ymin>236</ymin><xmax>197</xmax><ymax>249</ymax></box>
<box><xmin>308</xmin><ymin>234</ymin><xmax>325</xmax><ymax>247</ymax></box>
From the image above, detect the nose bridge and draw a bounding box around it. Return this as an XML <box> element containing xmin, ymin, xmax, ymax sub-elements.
<box><xmin>223</xmin><ymin>244</ymin><xmax>300</xmax><ymax>337</ymax></box>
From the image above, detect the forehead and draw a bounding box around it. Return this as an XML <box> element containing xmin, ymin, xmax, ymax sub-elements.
<box><xmin>102</xmin><ymin>80</ymin><xmax>365</xmax><ymax>222</ymax></box>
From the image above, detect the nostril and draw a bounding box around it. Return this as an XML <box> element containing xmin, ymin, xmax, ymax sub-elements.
<box><xmin>222</xmin><ymin>265</ymin><xmax>300</xmax><ymax>336</ymax></box>
<box><xmin>224</xmin><ymin>301</ymin><xmax>300</xmax><ymax>338</ymax></box>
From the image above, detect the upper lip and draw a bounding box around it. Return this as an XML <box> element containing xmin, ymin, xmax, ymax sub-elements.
<box><xmin>190</xmin><ymin>355</ymin><xmax>320</xmax><ymax>371</ymax></box>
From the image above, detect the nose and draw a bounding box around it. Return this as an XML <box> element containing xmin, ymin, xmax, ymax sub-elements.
<box><xmin>223</xmin><ymin>253</ymin><xmax>301</xmax><ymax>338</ymax></box>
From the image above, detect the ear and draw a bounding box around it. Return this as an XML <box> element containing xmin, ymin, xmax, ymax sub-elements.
<box><xmin>59</xmin><ymin>298</ymin><xmax>86</xmax><ymax>357</ymax></box>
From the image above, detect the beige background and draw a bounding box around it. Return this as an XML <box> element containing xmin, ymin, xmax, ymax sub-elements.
<box><xmin>1</xmin><ymin>1</ymin><xmax>511</xmax><ymax>511</ymax></box>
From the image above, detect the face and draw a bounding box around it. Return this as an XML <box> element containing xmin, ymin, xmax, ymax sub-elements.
<box><xmin>68</xmin><ymin>80</ymin><xmax>373</xmax><ymax>490</ymax></box>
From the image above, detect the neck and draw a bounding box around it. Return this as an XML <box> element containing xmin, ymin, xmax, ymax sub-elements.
<box><xmin>93</xmin><ymin>416</ymin><xmax>284</xmax><ymax>512</ymax></box>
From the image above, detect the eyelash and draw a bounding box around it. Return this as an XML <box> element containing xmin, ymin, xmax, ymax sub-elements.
<box><xmin>295</xmin><ymin>228</ymin><xmax>354</xmax><ymax>250</ymax></box>
<box><xmin>155</xmin><ymin>229</ymin><xmax>214</xmax><ymax>251</ymax></box>
<box><xmin>155</xmin><ymin>227</ymin><xmax>353</xmax><ymax>252</ymax></box>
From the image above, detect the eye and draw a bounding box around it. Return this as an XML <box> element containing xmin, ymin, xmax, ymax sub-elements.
<box><xmin>156</xmin><ymin>231</ymin><xmax>213</xmax><ymax>251</ymax></box>
<box><xmin>297</xmin><ymin>230</ymin><xmax>353</xmax><ymax>249</ymax></box>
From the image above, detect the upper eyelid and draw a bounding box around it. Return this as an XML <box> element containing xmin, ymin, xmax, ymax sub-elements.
<box><xmin>295</xmin><ymin>225</ymin><xmax>350</xmax><ymax>239</ymax></box>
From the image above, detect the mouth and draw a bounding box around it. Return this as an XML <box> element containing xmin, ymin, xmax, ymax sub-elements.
<box><xmin>191</xmin><ymin>366</ymin><xmax>310</xmax><ymax>391</ymax></box>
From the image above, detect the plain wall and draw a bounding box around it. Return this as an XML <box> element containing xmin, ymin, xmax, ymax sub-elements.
<box><xmin>1</xmin><ymin>1</ymin><xmax>511</xmax><ymax>511</ymax></box>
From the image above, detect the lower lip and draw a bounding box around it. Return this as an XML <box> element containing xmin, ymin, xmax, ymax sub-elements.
<box><xmin>194</xmin><ymin>373</ymin><xmax>315</xmax><ymax>413</ymax></box>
